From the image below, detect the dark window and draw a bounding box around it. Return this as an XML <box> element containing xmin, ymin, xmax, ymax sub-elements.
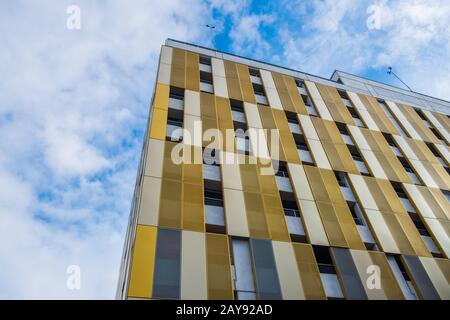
<box><xmin>249</xmin><ymin>68</ymin><xmax>260</xmax><ymax>77</ymax></box>
<box><xmin>169</xmin><ymin>86</ymin><xmax>184</xmax><ymax>100</ymax></box>
<box><xmin>200</xmin><ymin>71</ymin><xmax>213</xmax><ymax>84</ymax></box>
<box><xmin>337</xmin><ymin>90</ymin><xmax>348</xmax><ymax>100</ymax></box>
<box><xmin>275</xmin><ymin>162</ymin><xmax>289</xmax><ymax>177</ymax></box>
<box><xmin>152</xmin><ymin>228</ymin><xmax>181</xmax><ymax>299</ymax></box>
<box><xmin>282</xmin><ymin>200</ymin><xmax>300</xmax><ymax>217</ymax></box>
<box><xmin>313</xmin><ymin>245</ymin><xmax>336</xmax><ymax>274</ymax></box>
<box><xmin>348</xmin><ymin>201</ymin><xmax>364</xmax><ymax>226</ymax></box>
<box><xmin>204</xmin><ymin>189</ymin><xmax>223</xmax><ymax>207</ymax></box>
<box><xmin>383</xmin><ymin>133</ymin><xmax>396</xmax><ymax>147</ymax></box>
<box><xmin>334</xmin><ymin>172</ymin><xmax>348</xmax><ymax>187</ymax></box>
<box><xmin>199</xmin><ymin>55</ymin><xmax>211</xmax><ymax>66</ymax></box>
<box><xmin>252</xmin><ymin>83</ymin><xmax>265</xmax><ymax>96</ymax></box>
<box><xmin>391</xmin><ymin>181</ymin><xmax>408</xmax><ymax>199</ymax></box>
<box><xmin>230</xmin><ymin>99</ymin><xmax>244</xmax><ymax>112</ymax></box>
<box><xmin>250</xmin><ymin>239</ymin><xmax>282</xmax><ymax>299</ymax></box>
<box><xmin>295</xmin><ymin>79</ymin><xmax>304</xmax><ymax>88</ymax></box>
<box><xmin>430</xmin><ymin>127</ymin><xmax>445</xmax><ymax>141</ymax></box>
<box><xmin>398</xmin><ymin>157</ymin><xmax>414</xmax><ymax>173</ymax></box>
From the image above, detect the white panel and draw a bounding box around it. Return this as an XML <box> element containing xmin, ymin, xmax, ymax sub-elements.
<box><xmin>184</xmin><ymin>90</ymin><xmax>201</xmax><ymax>117</ymax></box>
<box><xmin>138</xmin><ymin>177</ymin><xmax>161</xmax><ymax>226</ymax></box>
<box><xmin>184</xmin><ymin>115</ymin><xmax>202</xmax><ymax>147</ymax></box>
<box><xmin>347</xmin><ymin>91</ymin><xmax>367</xmax><ymax>111</ymax></box>
<box><xmin>260</xmin><ymin>70</ymin><xmax>283</xmax><ymax>109</ymax></box>
<box><xmin>348</xmin><ymin>125</ymin><xmax>370</xmax><ymax>151</ymax></box>
<box><xmin>393</xmin><ymin>136</ymin><xmax>417</xmax><ymax>160</ymax></box>
<box><xmin>425</xmin><ymin>219</ymin><xmax>450</xmax><ymax>258</ymax></box>
<box><xmin>361</xmin><ymin>150</ymin><xmax>388</xmax><ymax>180</ymax></box>
<box><xmin>358</xmin><ymin>109</ymin><xmax>380</xmax><ymax>131</ymax></box>
<box><xmin>385</xmin><ymin>101</ymin><xmax>421</xmax><ymax>140</ymax></box>
<box><xmin>423</xmin><ymin>110</ymin><xmax>450</xmax><ymax>143</ymax></box>
<box><xmin>144</xmin><ymin>139</ymin><xmax>164</xmax><ymax>178</ymax></box>
<box><xmin>244</xmin><ymin>103</ymin><xmax>263</xmax><ymax>129</ymax></box>
<box><xmin>288</xmin><ymin>163</ymin><xmax>314</xmax><ymax>201</ymax></box>
<box><xmin>272</xmin><ymin>241</ymin><xmax>305</xmax><ymax>300</ymax></box>
<box><xmin>435</xmin><ymin>143</ymin><xmax>450</xmax><ymax>165</ymax></box>
<box><xmin>223</xmin><ymin>189</ymin><xmax>250</xmax><ymax>237</ymax></box>
<box><xmin>157</xmin><ymin>62</ymin><xmax>171</xmax><ymax>85</ymax></box>
<box><xmin>211</xmin><ymin>58</ymin><xmax>228</xmax><ymax>98</ymax></box>
<box><xmin>304</xmin><ymin>81</ymin><xmax>333</xmax><ymax>121</ymax></box>
<box><xmin>248</xmin><ymin>128</ymin><xmax>270</xmax><ymax>160</ymax></box>
<box><xmin>160</xmin><ymin>46</ymin><xmax>173</xmax><ymax>65</ymax></box>
<box><xmin>298</xmin><ymin>115</ymin><xmax>320</xmax><ymax>141</ymax></box>
<box><xmin>365</xmin><ymin>209</ymin><xmax>400</xmax><ymax>254</ymax></box>
<box><xmin>409</xmin><ymin>159</ymin><xmax>439</xmax><ymax>188</ymax></box>
<box><xmin>298</xmin><ymin>200</ymin><xmax>329</xmax><ymax>246</ymax></box>
<box><xmin>348</xmin><ymin>174</ymin><xmax>379</xmax><ymax>210</ymax></box>
<box><xmin>403</xmin><ymin>184</ymin><xmax>435</xmax><ymax>219</ymax></box>
<box><xmin>181</xmin><ymin>231</ymin><xmax>207</xmax><ymax>299</ymax></box>
<box><xmin>308</xmin><ymin>140</ymin><xmax>332</xmax><ymax>170</ymax></box>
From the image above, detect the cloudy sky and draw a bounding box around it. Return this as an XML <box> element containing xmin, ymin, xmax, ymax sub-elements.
<box><xmin>0</xmin><ymin>0</ymin><xmax>449</xmax><ymax>299</ymax></box>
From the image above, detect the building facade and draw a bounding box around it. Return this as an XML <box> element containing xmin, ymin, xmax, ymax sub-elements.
<box><xmin>116</xmin><ymin>39</ymin><xmax>450</xmax><ymax>300</ymax></box>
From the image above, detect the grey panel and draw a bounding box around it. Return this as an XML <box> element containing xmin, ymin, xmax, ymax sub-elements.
<box><xmin>402</xmin><ymin>255</ymin><xmax>440</xmax><ymax>300</ymax></box>
<box><xmin>232</xmin><ymin>239</ymin><xmax>256</xmax><ymax>293</ymax></box>
<box><xmin>250</xmin><ymin>239</ymin><xmax>282</xmax><ymax>300</ymax></box>
<box><xmin>152</xmin><ymin>228</ymin><xmax>181</xmax><ymax>299</ymax></box>
<box><xmin>330</xmin><ymin>247</ymin><xmax>368</xmax><ymax>300</ymax></box>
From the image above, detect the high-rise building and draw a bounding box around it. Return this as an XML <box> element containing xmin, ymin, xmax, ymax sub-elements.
<box><xmin>116</xmin><ymin>39</ymin><xmax>450</xmax><ymax>300</ymax></box>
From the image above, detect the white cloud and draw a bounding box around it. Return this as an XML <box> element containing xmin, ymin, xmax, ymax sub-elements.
<box><xmin>0</xmin><ymin>0</ymin><xmax>212</xmax><ymax>299</ymax></box>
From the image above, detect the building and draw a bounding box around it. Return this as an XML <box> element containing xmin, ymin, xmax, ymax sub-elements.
<box><xmin>116</xmin><ymin>39</ymin><xmax>450</xmax><ymax>300</ymax></box>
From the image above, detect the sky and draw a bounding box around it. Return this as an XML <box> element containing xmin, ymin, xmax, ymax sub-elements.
<box><xmin>0</xmin><ymin>0</ymin><xmax>449</xmax><ymax>299</ymax></box>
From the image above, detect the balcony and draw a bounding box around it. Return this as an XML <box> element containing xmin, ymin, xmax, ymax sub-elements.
<box><xmin>255</xmin><ymin>94</ymin><xmax>268</xmax><ymax>105</ymax></box>
<box><xmin>276</xmin><ymin>175</ymin><xmax>293</xmax><ymax>193</ymax></box>
<box><xmin>299</xmin><ymin>149</ymin><xmax>313</xmax><ymax>164</ymax></box>
<box><xmin>297</xmin><ymin>87</ymin><xmax>307</xmax><ymax>96</ymax></box>
<box><xmin>205</xmin><ymin>205</ymin><xmax>225</xmax><ymax>227</ymax></box>
<box><xmin>250</xmin><ymin>75</ymin><xmax>262</xmax><ymax>85</ymax></box>
<box><xmin>340</xmin><ymin>134</ymin><xmax>354</xmax><ymax>145</ymax></box>
<box><xmin>340</xmin><ymin>186</ymin><xmax>356</xmax><ymax>202</ymax></box>
<box><xmin>288</xmin><ymin>122</ymin><xmax>302</xmax><ymax>134</ymax></box>
<box><xmin>357</xmin><ymin>225</ymin><xmax>376</xmax><ymax>245</ymax></box>
<box><xmin>203</xmin><ymin>164</ymin><xmax>221</xmax><ymax>181</ymax></box>
<box><xmin>166</xmin><ymin>124</ymin><xmax>183</xmax><ymax>141</ymax></box>
<box><xmin>285</xmin><ymin>215</ymin><xmax>305</xmax><ymax>237</ymax></box>
<box><xmin>169</xmin><ymin>97</ymin><xmax>184</xmax><ymax>110</ymax></box>
<box><xmin>199</xmin><ymin>63</ymin><xmax>212</xmax><ymax>73</ymax></box>
<box><xmin>320</xmin><ymin>273</ymin><xmax>344</xmax><ymax>299</ymax></box>
<box><xmin>200</xmin><ymin>82</ymin><xmax>214</xmax><ymax>93</ymax></box>
<box><xmin>354</xmin><ymin>160</ymin><xmax>369</xmax><ymax>175</ymax></box>
<box><xmin>232</xmin><ymin>110</ymin><xmax>246</xmax><ymax>123</ymax></box>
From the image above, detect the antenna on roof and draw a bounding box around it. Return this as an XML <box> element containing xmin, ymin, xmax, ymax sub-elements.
<box><xmin>206</xmin><ymin>24</ymin><xmax>216</xmax><ymax>50</ymax></box>
<box><xmin>387</xmin><ymin>66</ymin><xmax>413</xmax><ymax>92</ymax></box>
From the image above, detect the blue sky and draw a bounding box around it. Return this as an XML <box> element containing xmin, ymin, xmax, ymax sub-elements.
<box><xmin>0</xmin><ymin>0</ymin><xmax>449</xmax><ymax>299</ymax></box>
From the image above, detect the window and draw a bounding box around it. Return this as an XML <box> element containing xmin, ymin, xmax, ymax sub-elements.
<box><xmin>295</xmin><ymin>79</ymin><xmax>304</xmax><ymax>88</ymax></box>
<box><xmin>313</xmin><ymin>246</ymin><xmax>336</xmax><ymax>274</ymax></box>
<box><xmin>169</xmin><ymin>86</ymin><xmax>184</xmax><ymax>110</ymax></box>
<box><xmin>230</xmin><ymin>238</ymin><xmax>257</xmax><ymax>300</ymax></box>
<box><xmin>248</xmin><ymin>68</ymin><xmax>260</xmax><ymax>77</ymax></box>
<box><xmin>152</xmin><ymin>228</ymin><xmax>181</xmax><ymax>299</ymax></box>
<box><xmin>205</xmin><ymin>188</ymin><xmax>225</xmax><ymax>233</ymax></box>
<box><xmin>348</xmin><ymin>202</ymin><xmax>364</xmax><ymax>226</ymax></box>
<box><xmin>166</xmin><ymin>107</ymin><xmax>184</xmax><ymax>142</ymax></box>
<box><xmin>334</xmin><ymin>171</ymin><xmax>348</xmax><ymax>187</ymax></box>
<box><xmin>199</xmin><ymin>55</ymin><xmax>211</xmax><ymax>66</ymax></box>
<box><xmin>391</xmin><ymin>181</ymin><xmax>408</xmax><ymax>199</ymax></box>
<box><xmin>275</xmin><ymin>162</ymin><xmax>289</xmax><ymax>177</ymax></box>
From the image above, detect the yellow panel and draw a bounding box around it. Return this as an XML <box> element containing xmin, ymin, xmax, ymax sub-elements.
<box><xmin>420</xmin><ymin>257</ymin><xmax>450</xmax><ymax>299</ymax></box>
<box><xmin>170</xmin><ymin>48</ymin><xmax>186</xmax><ymax>88</ymax></box>
<box><xmin>285</xmin><ymin>76</ymin><xmax>308</xmax><ymax>115</ymax></box>
<box><xmin>292</xmin><ymin>243</ymin><xmax>327</xmax><ymax>300</ymax></box>
<box><xmin>236</xmin><ymin>64</ymin><xmax>256</xmax><ymax>103</ymax></box>
<box><xmin>206</xmin><ymin>233</ymin><xmax>233</xmax><ymax>300</ymax></box>
<box><xmin>316</xmin><ymin>83</ymin><xmax>355</xmax><ymax>125</ymax></box>
<box><xmin>224</xmin><ymin>60</ymin><xmax>243</xmax><ymax>101</ymax></box>
<box><xmin>244</xmin><ymin>191</ymin><xmax>270</xmax><ymax>239</ymax></box>
<box><xmin>128</xmin><ymin>225</ymin><xmax>157</xmax><ymax>299</ymax></box>
<box><xmin>272</xmin><ymin>73</ymin><xmax>295</xmax><ymax>112</ymax></box>
<box><xmin>316</xmin><ymin>201</ymin><xmax>348</xmax><ymax>248</ymax></box>
<box><xmin>280</xmin><ymin>131</ymin><xmax>301</xmax><ymax>164</ymax></box>
<box><xmin>149</xmin><ymin>108</ymin><xmax>168</xmax><ymax>140</ymax></box>
<box><xmin>256</xmin><ymin>162</ymin><xmax>278</xmax><ymax>195</ymax></box>
<box><xmin>186</xmin><ymin>52</ymin><xmax>200</xmax><ymax>91</ymax></box>
<box><xmin>382</xmin><ymin>213</ymin><xmax>415</xmax><ymax>255</ymax></box>
<box><xmin>158</xmin><ymin>179</ymin><xmax>182</xmax><ymax>228</ymax></box>
<box><xmin>182</xmin><ymin>182</ymin><xmax>205</xmax><ymax>232</ymax></box>
<box><xmin>262</xmin><ymin>193</ymin><xmax>291</xmax><ymax>242</ymax></box>
<box><xmin>216</xmin><ymin>96</ymin><xmax>234</xmax><ymax>152</ymax></box>
<box><xmin>240</xmin><ymin>162</ymin><xmax>260</xmax><ymax>193</ymax></box>
<box><xmin>304</xmin><ymin>165</ymin><xmax>331</xmax><ymax>203</ymax></box>
<box><xmin>154</xmin><ymin>84</ymin><xmax>170</xmax><ymax>111</ymax></box>
<box><xmin>162</xmin><ymin>141</ymin><xmax>183</xmax><ymax>180</ymax></box>
<box><xmin>361</xmin><ymin>94</ymin><xmax>399</xmax><ymax>135</ymax></box>
<box><xmin>333</xmin><ymin>202</ymin><xmax>365</xmax><ymax>250</ymax></box>
<box><xmin>200</xmin><ymin>92</ymin><xmax>217</xmax><ymax>119</ymax></box>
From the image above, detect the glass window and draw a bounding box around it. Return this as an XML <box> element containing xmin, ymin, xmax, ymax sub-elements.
<box><xmin>250</xmin><ymin>239</ymin><xmax>282</xmax><ymax>299</ymax></box>
<box><xmin>152</xmin><ymin>228</ymin><xmax>181</xmax><ymax>299</ymax></box>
